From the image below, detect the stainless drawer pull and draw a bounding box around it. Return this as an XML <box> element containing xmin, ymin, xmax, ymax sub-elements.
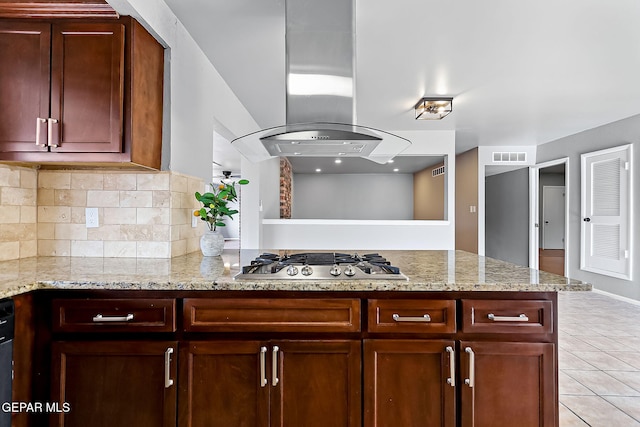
<box><xmin>92</xmin><ymin>313</ymin><xmax>134</xmax><ymax>322</ymax></box>
<box><xmin>487</xmin><ymin>313</ymin><xmax>529</xmax><ymax>322</ymax></box>
<box><xmin>392</xmin><ymin>313</ymin><xmax>432</xmax><ymax>322</ymax></box>
<box><xmin>464</xmin><ymin>347</ymin><xmax>475</xmax><ymax>388</ymax></box>
<box><xmin>164</xmin><ymin>347</ymin><xmax>174</xmax><ymax>388</ymax></box>
<box><xmin>260</xmin><ymin>346</ymin><xmax>267</xmax><ymax>387</ymax></box>
<box><xmin>445</xmin><ymin>346</ymin><xmax>455</xmax><ymax>387</ymax></box>
<box><xmin>35</xmin><ymin>117</ymin><xmax>46</xmax><ymax>145</ymax></box>
<box><xmin>272</xmin><ymin>346</ymin><xmax>280</xmax><ymax>387</ymax></box>
<box><xmin>47</xmin><ymin>118</ymin><xmax>59</xmax><ymax>147</ymax></box>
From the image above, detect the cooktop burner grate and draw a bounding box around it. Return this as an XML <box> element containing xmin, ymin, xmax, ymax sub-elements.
<box><xmin>235</xmin><ymin>252</ymin><xmax>407</xmax><ymax>280</ymax></box>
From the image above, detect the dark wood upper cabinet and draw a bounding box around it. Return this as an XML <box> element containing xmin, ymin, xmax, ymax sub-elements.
<box><xmin>0</xmin><ymin>16</ymin><xmax>164</xmax><ymax>169</ymax></box>
<box><xmin>50</xmin><ymin>22</ymin><xmax>124</xmax><ymax>153</ymax></box>
<box><xmin>0</xmin><ymin>21</ymin><xmax>50</xmax><ymax>153</ymax></box>
<box><xmin>0</xmin><ymin>1</ymin><xmax>118</xmax><ymax>19</ymax></box>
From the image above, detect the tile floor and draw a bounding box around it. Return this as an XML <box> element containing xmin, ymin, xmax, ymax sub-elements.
<box><xmin>559</xmin><ymin>291</ymin><xmax>640</xmax><ymax>426</ymax></box>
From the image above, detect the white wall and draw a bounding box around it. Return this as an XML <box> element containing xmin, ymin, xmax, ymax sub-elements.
<box><xmin>477</xmin><ymin>145</ymin><xmax>537</xmax><ymax>255</ymax></box>
<box><xmin>106</xmin><ymin>0</ymin><xmax>259</xmax><ymax>184</ymax></box>
<box><xmin>536</xmin><ymin>115</ymin><xmax>640</xmax><ymax>301</ymax></box>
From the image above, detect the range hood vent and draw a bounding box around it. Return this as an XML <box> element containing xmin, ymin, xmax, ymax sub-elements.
<box><xmin>231</xmin><ymin>0</ymin><xmax>411</xmax><ymax>164</ymax></box>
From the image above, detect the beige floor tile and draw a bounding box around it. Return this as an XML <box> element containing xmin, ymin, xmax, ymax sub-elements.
<box><xmin>578</xmin><ymin>335</ymin><xmax>635</xmax><ymax>352</ymax></box>
<box><xmin>560</xmin><ymin>395</ymin><xmax>640</xmax><ymax>426</ymax></box>
<box><xmin>606</xmin><ymin>353</ymin><xmax>640</xmax><ymax>371</ymax></box>
<box><xmin>560</xmin><ymin>371</ymin><xmax>595</xmax><ymax>395</ymax></box>
<box><xmin>606</xmin><ymin>371</ymin><xmax>640</xmax><ymax>394</ymax></box>
<box><xmin>564</xmin><ymin>370</ymin><xmax>640</xmax><ymax>396</ymax></box>
<box><xmin>559</xmin><ymin>404</ymin><xmax>590</xmax><ymax>427</ymax></box>
<box><xmin>560</xmin><ymin>335</ymin><xmax>600</xmax><ymax>352</ymax></box>
<box><xmin>559</xmin><ymin>349</ymin><xmax>598</xmax><ymax>370</ymax></box>
<box><xmin>571</xmin><ymin>351</ymin><xmax>638</xmax><ymax>371</ymax></box>
<box><xmin>605</xmin><ymin>397</ymin><xmax>640</xmax><ymax>423</ymax></box>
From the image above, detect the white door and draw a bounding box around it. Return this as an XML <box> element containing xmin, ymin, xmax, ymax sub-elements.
<box><xmin>581</xmin><ymin>144</ymin><xmax>633</xmax><ymax>280</ymax></box>
<box><xmin>542</xmin><ymin>186</ymin><xmax>565</xmax><ymax>249</ymax></box>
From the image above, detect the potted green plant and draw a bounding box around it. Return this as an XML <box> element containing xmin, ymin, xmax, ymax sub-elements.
<box><xmin>194</xmin><ymin>178</ymin><xmax>249</xmax><ymax>256</ymax></box>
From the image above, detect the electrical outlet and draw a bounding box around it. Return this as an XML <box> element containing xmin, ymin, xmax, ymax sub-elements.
<box><xmin>192</xmin><ymin>214</ymin><xmax>199</xmax><ymax>228</ymax></box>
<box><xmin>86</xmin><ymin>208</ymin><xmax>99</xmax><ymax>228</ymax></box>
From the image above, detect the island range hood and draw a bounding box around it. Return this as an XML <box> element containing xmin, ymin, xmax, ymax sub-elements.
<box><xmin>231</xmin><ymin>0</ymin><xmax>411</xmax><ymax>164</ymax></box>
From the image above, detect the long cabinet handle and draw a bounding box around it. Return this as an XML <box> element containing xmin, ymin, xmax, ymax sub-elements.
<box><xmin>260</xmin><ymin>346</ymin><xmax>268</xmax><ymax>387</ymax></box>
<box><xmin>392</xmin><ymin>313</ymin><xmax>431</xmax><ymax>322</ymax></box>
<box><xmin>47</xmin><ymin>118</ymin><xmax>59</xmax><ymax>147</ymax></box>
<box><xmin>164</xmin><ymin>347</ymin><xmax>174</xmax><ymax>388</ymax></box>
<box><xmin>272</xmin><ymin>346</ymin><xmax>280</xmax><ymax>387</ymax></box>
<box><xmin>464</xmin><ymin>347</ymin><xmax>475</xmax><ymax>388</ymax></box>
<box><xmin>445</xmin><ymin>346</ymin><xmax>455</xmax><ymax>387</ymax></box>
<box><xmin>487</xmin><ymin>313</ymin><xmax>529</xmax><ymax>322</ymax></box>
<box><xmin>92</xmin><ymin>313</ymin><xmax>134</xmax><ymax>322</ymax></box>
<box><xmin>35</xmin><ymin>118</ymin><xmax>47</xmax><ymax>146</ymax></box>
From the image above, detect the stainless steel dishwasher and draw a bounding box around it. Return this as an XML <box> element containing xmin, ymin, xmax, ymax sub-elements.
<box><xmin>0</xmin><ymin>299</ymin><xmax>14</xmax><ymax>427</ymax></box>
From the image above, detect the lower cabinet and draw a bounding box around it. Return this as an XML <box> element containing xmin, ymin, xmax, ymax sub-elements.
<box><xmin>43</xmin><ymin>294</ymin><xmax>558</xmax><ymax>427</ymax></box>
<box><xmin>364</xmin><ymin>340</ymin><xmax>456</xmax><ymax>427</ymax></box>
<box><xmin>460</xmin><ymin>341</ymin><xmax>556</xmax><ymax>427</ymax></box>
<box><xmin>50</xmin><ymin>341</ymin><xmax>178</xmax><ymax>427</ymax></box>
<box><xmin>179</xmin><ymin>340</ymin><xmax>361</xmax><ymax>427</ymax></box>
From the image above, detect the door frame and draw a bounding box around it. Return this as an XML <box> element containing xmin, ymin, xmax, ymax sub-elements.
<box><xmin>529</xmin><ymin>157</ymin><xmax>570</xmax><ymax>273</ymax></box>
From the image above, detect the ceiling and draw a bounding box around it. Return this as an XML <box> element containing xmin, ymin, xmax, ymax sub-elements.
<box><xmin>164</xmin><ymin>0</ymin><xmax>640</xmax><ymax>176</ymax></box>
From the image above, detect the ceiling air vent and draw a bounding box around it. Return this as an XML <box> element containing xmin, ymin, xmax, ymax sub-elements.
<box><xmin>492</xmin><ymin>152</ymin><xmax>527</xmax><ymax>163</ymax></box>
<box><xmin>432</xmin><ymin>165</ymin><xmax>445</xmax><ymax>177</ymax></box>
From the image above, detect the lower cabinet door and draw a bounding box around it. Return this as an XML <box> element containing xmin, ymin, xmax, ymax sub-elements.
<box><xmin>50</xmin><ymin>340</ymin><xmax>177</xmax><ymax>427</ymax></box>
<box><xmin>364</xmin><ymin>340</ymin><xmax>456</xmax><ymax>427</ymax></box>
<box><xmin>179</xmin><ymin>341</ymin><xmax>269</xmax><ymax>427</ymax></box>
<box><xmin>179</xmin><ymin>340</ymin><xmax>361</xmax><ymax>427</ymax></box>
<box><xmin>460</xmin><ymin>341</ymin><xmax>556</xmax><ymax>427</ymax></box>
<box><xmin>271</xmin><ymin>340</ymin><xmax>361</xmax><ymax>427</ymax></box>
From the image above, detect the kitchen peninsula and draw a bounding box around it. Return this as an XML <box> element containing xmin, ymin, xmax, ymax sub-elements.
<box><xmin>3</xmin><ymin>250</ymin><xmax>590</xmax><ymax>427</ymax></box>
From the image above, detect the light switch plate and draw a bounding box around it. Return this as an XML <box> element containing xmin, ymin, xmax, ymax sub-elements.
<box><xmin>192</xmin><ymin>214</ymin><xmax>199</xmax><ymax>228</ymax></box>
<box><xmin>86</xmin><ymin>208</ymin><xmax>99</xmax><ymax>228</ymax></box>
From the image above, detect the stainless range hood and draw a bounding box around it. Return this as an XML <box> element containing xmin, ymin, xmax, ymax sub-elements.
<box><xmin>231</xmin><ymin>0</ymin><xmax>411</xmax><ymax>164</ymax></box>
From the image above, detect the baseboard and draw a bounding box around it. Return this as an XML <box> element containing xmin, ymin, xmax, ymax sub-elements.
<box><xmin>592</xmin><ymin>288</ymin><xmax>640</xmax><ymax>307</ymax></box>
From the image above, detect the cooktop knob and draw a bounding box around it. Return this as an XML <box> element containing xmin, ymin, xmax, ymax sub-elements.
<box><xmin>286</xmin><ymin>265</ymin><xmax>299</xmax><ymax>276</ymax></box>
<box><xmin>344</xmin><ymin>265</ymin><xmax>356</xmax><ymax>277</ymax></box>
<box><xmin>330</xmin><ymin>264</ymin><xmax>341</xmax><ymax>276</ymax></box>
<box><xmin>301</xmin><ymin>265</ymin><xmax>313</xmax><ymax>276</ymax></box>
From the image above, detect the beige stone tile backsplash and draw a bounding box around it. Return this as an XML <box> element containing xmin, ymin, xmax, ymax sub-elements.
<box><xmin>0</xmin><ymin>165</ymin><xmax>38</xmax><ymax>261</ymax></box>
<box><xmin>0</xmin><ymin>165</ymin><xmax>204</xmax><ymax>260</ymax></box>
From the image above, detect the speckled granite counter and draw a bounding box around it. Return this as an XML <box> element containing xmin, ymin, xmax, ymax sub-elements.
<box><xmin>0</xmin><ymin>250</ymin><xmax>591</xmax><ymax>299</ymax></box>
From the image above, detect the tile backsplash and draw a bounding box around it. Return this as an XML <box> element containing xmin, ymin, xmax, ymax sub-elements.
<box><xmin>0</xmin><ymin>165</ymin><xmax>38</xmax><ymax>261</ymax></box>
<box><xmin>0</xmin><ymin>165</ymin><xmax>204</xmax><ymax>260</ymax></box>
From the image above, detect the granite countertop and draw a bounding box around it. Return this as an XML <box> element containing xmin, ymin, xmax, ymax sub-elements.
<box><xmin>0</xmin><ymin>250</ymin><xmax>591</xmax><ymax>299</ymax></box>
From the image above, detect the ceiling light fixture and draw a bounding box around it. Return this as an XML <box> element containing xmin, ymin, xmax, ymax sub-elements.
<box><xmin>315</xmin><ymin>168</ymin><xmax>322</xmax><ymax>172</ymax></box>
<box><xmin>334</xmin><ymin>159</ymin><xmax>342</xmax><ymax>164</ymax></box>
<box><xmin>393</xmin><ymin>168</ymin><xmax>399</xmax><ymax>172</ymax></box>
<box><xmin>414</xmin><ymin>97</ymin><xmax>453</xmax><ymax>120</ymax></box>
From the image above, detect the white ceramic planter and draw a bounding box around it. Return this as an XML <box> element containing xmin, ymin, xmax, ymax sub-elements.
<box><xmin>200</xmin><ymin>230</ymin><xmax>225</xmax><ymax>256</ymax></box>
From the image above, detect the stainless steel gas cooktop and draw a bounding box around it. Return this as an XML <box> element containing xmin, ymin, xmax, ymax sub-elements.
<box><xmin>234</xmin><ymin>252</ymin><xmax>408</xmax><ymax>280</ymax></box>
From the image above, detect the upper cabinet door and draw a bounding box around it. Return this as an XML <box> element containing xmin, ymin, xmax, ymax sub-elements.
<box><xmin>0</xmin><ymin>21</ymin><xmax>51</xmax><ymax>152</ymax></box>
<box><xmin>50</xmin><ymin>22</ymin><xmax>124</xmax><ymax>153</ymax></box>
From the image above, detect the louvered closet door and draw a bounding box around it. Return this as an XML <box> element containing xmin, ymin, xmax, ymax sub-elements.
<box><xmin>581</xmin><ymin>144</ymin><xmax>632</xmax><ymax>280</ymax></box>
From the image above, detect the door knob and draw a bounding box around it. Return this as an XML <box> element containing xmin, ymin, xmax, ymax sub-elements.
<box><xmin>583</xmin><ymin>218</ymin><xmax>591</xmax><ymax>222</ymax></box>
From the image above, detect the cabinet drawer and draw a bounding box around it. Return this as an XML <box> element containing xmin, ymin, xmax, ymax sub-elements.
<box><xmin>367</xmin><ymin>299</ymin><xmax>456</xmax><ymax>333</ymax></box>
<box><xmin>52</xmin><ymin>299</ymin><xmax>176</xmax><ymax>333</ymax></box>
<box><xmin>183</xmin><ymin>298</ymin><xmax>361</xmax><ymax>332</ymax></box>
<box><xmin>461</xmin><ymin>299</ymin><xmax>553</xmax><ymax>334</ymax></box>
